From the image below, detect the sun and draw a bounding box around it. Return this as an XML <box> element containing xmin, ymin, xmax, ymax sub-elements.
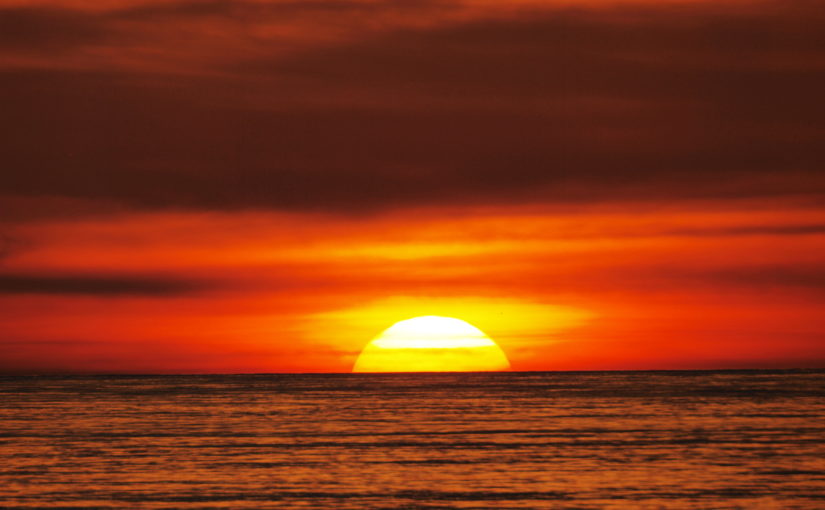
<box><xmin>352</xmin><ymin>316</ymin><xmax>511</xmax><ymax>373</ymax></box>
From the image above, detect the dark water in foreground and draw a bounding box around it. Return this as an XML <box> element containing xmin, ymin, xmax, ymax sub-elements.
<box><xmin>1</xmin><ymin>371</ymin><xmax>824</xmax><ymax>509</ymax></box>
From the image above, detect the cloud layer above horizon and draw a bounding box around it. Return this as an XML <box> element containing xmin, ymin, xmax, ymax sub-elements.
<box><xmin>2</xmin><ymin>0</ymin><xmax>824</xmax><ymax>216</ymax></box>
<box><xmin>1</xmin><ymin>0</ymin><xmax>824</xmax><ymax>373</ymax></box>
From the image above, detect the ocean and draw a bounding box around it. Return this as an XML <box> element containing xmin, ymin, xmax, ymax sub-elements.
<box><xmin>1</xmin><ymin>370</ymin><xmax>823</xmax><ymax>509</ymax></box>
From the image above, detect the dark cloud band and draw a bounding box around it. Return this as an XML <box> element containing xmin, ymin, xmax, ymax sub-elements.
<box><xmin>0</xmin><ymin>1</ymin><xmax>824</xmax><ymax>216</ymax></box>
<box><xmin>0</xmin><ymin>274</ymin><xmax>205</xmax><ymax>296</ymax></box>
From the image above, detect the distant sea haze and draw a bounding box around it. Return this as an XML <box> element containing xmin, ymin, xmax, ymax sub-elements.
<box><xmin>1</xmin><ymin>370</ymin><xmax>824</xmax><ymax>508</ymax></box>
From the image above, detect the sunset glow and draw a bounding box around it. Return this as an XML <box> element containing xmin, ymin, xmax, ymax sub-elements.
<box><xmin>3</xmin><ymin>3</ymin><xmax>825</xmax><ymax>510</ymax></box>
<box><xmin>0</xmin><ymin>0</ymin><xmax>823</xmax><ymax>374</ymax></box>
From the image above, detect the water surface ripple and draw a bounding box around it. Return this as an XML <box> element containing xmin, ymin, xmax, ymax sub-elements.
<box><xmin>1</xmin><ymin>370</ymin><xmax>823</xmax><ymax>508</ymax></box>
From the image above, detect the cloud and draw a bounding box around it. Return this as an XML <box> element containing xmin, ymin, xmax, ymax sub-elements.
<box><xmin>0</xmin><ymin>0</ymin><xmax>456</xmax><ymax>61</ymax></box>
<box><xmin>0</xmin><ymin>232</ymin><xmax>27</xmax><ymax>261</ymax></box>
<box><xmin>0</xmin><ymin>273</ymin><xmax>206</xmax><ymax>296</ymax></box>
<box><xmin>670</xmin><ymin>224</ymin><xmax>825</xmax><ymax>237</ymax></box>
<box><xmin>0</xmin><ymin>1</ymin><xmax>823</xmax><ymax>216</ymax></box>
<box><xmin>0</xmin><ymin>7</ymin><xmax>111</xmax><ymax>52</ymax></box>
<box><xmin>693</xmin><ymin>266</ymin><xmax>825</xmax><ymax>294</ymax></box>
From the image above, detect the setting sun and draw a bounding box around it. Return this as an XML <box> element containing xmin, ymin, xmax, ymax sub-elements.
<box><xmin>352</xmin><ymin>316</ymin><xmax>511</xmax><ymax>373</ymax></box>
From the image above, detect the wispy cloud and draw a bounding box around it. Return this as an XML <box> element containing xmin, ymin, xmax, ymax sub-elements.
<box><xmin>1</xmin><ymin>1</ymin><xmax>823</xmax><ymax>217</ymax></box>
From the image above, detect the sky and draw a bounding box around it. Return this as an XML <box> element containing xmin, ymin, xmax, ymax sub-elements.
<box><xmin>1</xmin><ymin>0</ymin><xmax>824</xmax><ymax>373</ymax></box>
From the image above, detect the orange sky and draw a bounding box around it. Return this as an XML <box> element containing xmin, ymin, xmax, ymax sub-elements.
<box><xmin>1</xmin><ymin>0</ymin><xmax>824</xmax><ymax>373</ymax></box>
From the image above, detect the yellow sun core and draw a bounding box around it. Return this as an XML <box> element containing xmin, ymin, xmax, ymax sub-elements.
<box><xmin>352</xmin><ymin>316</ymin><xmax>511</xmax><ymax>373</ymax></box>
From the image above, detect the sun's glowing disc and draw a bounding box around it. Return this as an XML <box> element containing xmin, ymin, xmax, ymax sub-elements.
<box><xmin>352</xmin><ymin>316</ymin><xmax>511</xmax><ymax>373</ymax></box>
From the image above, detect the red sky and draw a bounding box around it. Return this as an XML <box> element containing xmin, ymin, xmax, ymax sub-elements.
<box><xmin>1</xmin><ymin>0</ymin><xmax>824</xmax><ymax>373</ymax></box>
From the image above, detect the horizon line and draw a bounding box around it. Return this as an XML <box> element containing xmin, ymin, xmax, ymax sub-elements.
<box><xmin>3</xmin><ymin>367</ymin><xmax>824</xmax><ymax>377</ymax></box>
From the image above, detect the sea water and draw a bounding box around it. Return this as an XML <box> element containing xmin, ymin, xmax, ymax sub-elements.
<box><xmin>1</xmin><ymin>370</ymin><xmax>823</xmax><ymax>508</ymax></box>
